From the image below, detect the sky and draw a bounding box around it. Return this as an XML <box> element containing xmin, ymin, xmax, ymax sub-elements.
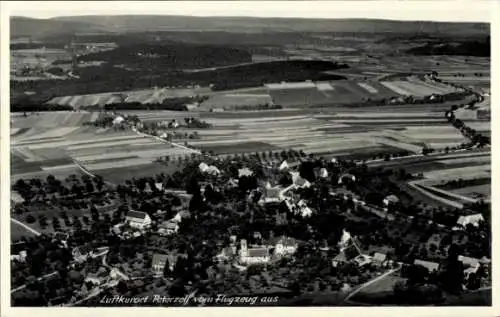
<box><xmin>3</xmin><ymin>1</ymin><xmax>492</xmax><ymax>23</ymax></box>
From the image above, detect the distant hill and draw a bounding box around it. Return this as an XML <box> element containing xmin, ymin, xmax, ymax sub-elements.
<box><xmin>11</xmin><ymin>15</ymin><xmax>489</xmax><ymax>39</ymax></box>
<box><xmin>10</xmin><ymin>16</ymin><xmax>107</xmax><ymax>39</ymax></box>
<box><xmin>52</xmin><ymin>16</ymin><xmax>489</xmax><ymax>35</ymax></box>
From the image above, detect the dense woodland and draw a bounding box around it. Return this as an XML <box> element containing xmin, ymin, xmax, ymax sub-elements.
<box><xmin>407</xmin><ymin>37</ymin><xmax>490</xmax><ymax>57</ymax></box>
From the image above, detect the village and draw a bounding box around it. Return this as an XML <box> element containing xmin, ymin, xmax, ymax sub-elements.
<box><xmin>10</xmin><ymin>134</ymin><xmax>491</xmax><ymax>305</ymax></box>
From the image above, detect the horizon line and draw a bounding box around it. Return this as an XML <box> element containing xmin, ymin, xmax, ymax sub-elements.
<box><xmin>11</xmin><ymin>14</ymin><xmax>490</xmax><ymax>24</ymax></box>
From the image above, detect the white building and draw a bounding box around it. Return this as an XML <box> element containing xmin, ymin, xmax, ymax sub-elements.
<box><xmin>456</xmin><ymin>214</ymin><xmax>484</xmax><ymax>228</ymax></box>
<box><xmin>239</xmin><ymin>239</ymin><xmax>270</xmax><ymax>265</ymax></box>
<box><xmin>383</xmin><ymin>194</ymin><xmax>400</xmax><ymax>206</ymax></box>
<box><xmin>273</xmin><ymin>236</ymin><xmax>298</xmax><ymax>256</ymax></box>
<box><xmin>279</xmin><ymin>160</ymin><xmax>289</xmax><ymax>171</ymax></box>
<box><xmin>125</xmin><ymin>210</ymin><xmax>152</xmax><ymax>230</ymax></box>
<box><xmin>112</xmin><ymin>115</ymin><xmax>125</xmax><ymax>125</ymax></box>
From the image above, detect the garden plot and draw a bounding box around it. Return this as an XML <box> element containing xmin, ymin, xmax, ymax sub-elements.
<box><xmin>94</xmin><ymin>163</ymin><xmax>183</xmax><ymax>185</ymax></box>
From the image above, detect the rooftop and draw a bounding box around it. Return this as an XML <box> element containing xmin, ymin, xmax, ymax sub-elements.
<box><xmin>152</xmin><ymin>253</ymin><xmax>168</xmax><ymax>267</ymax></box>
<box><xmin>247</xmin><ymin>247</ymin><xmax>270</xmax><ymax>258</ymax></box>
<box><xmin>414</xmin><ymin>259</ymin><xmax>440</xmax><ymax>272</ymax></box>
<box><xmin>126</xmin><ymin>210</ymin><xmax>148</xmax><ymax>220</ymax></box>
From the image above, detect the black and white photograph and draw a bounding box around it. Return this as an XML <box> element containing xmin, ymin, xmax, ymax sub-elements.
<box><xmin>0</xmin><ymin>0</ymin><xmax>496</xmax><ymax>312</ymax></box>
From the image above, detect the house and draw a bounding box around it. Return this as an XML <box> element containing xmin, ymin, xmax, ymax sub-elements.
<box><xmin>238</xmin><ymin>168</ymin><xmax>254</xmax><ymax>178</ymax></box>
<box><xmin>414</xmin><ymin>259</ymin><xmax>440</xmax><ymax>273</ymax></box>
<box><xmin>239</xmin><ymin>239</ymin><xmax>270</xmax><ymax>265</ymax></box>
<box><xmin>11</xmin><ymin>191</ymin><xmax>25</xmax><ymax>205</ymax></box>
<box><xmin>317</xmin><ymin>167</ymin><xmax>329</xmax><ymax>179</ymax></box>
<box><xmin>372</xmin><ymin>252</ymin><xmax>387</xmax><ymax>266</ymax></box>
<box><xmin>125</xmin><ymin>210</ymin><xmax>152</xmax><ymax>230</ymax></box>
<box><xmin>199</xmin><ymin>162</ymin><xmax>221</xmax><ymax>176</ymax></box>
<box><xmin>458</xmin><ymin>255</ymin><xmax>480</xmax><ymax>269</ymax></box>
<box><xmin>112</xmin><ymin>115</ymin><xmax>125</xmax><ymax>125</ymax></box>
<box><xmin>261</xmin><ymin>186</ymin><xmax>282</xmax><ymax>204</ymax></box>
<box><xmin>383</xmin><ymin>194</ymin><xmax>400</xmax><ymax>206</ymax></box>
<box><xmin>338</xmin><ymin>229</ymin><xmax>352</xmax><ymax>249</ymax></box>
<box><xmin>456</xmin><ymin>214</ymin><xmax>484</xmax><ymax>228</ymax></box>
<box><xmin>279</xmin><ymin>160</ymin><xmax>289</xmax><ymax>171</ymax></box>
<box><xmin>158</xmin><ymin>220</ymin><xmax>179</xmax><ymax>236</ymax></box>
<box><xmin>72</xmin><ymin>245</ymin><xmax>94</xmax><ymax>263</ymax></box>
<box><xmin>253</xmin><ymin>231</ymin><xmax>262</xmax><ymax>240</ymax></box>
<box><xmin>151</xmin><ymin>253</ymin><xmax>169</xmax><ymax>276</ymax></box>
<box><xmin>331</xmin><ymin>243</ymin><xmax>362</xmax><ymax>267</ymax></box>
<box><xmin>11</xmin><ymin>251</ymin><xmax>27</xmax><ymax>263</ymax></box>
<box><xmin>272</xmin><ymin>236</ymin><xmax>298</xmax><ymax>256</ymax></box>
<box><xmin>338</xmin><ymin>173</ymin><xmax>356</xmax><ymax>185</ymax></box>
<box><xmin>144</xmin><ymin>183</ymin><xmax>153</xmax><ymax>194</ymax></box>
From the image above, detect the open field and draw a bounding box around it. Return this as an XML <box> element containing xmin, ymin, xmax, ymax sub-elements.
<box><xmin>200</xmin><ymin>93</ymin><xmax>273</xmax><ymax>110</ymax></box>
<box><xmin>11</xmin><ymin>221</ymin><xmax>39</xmax><ymax>242</ymax></box>
<box><xmin>46</xmin><ymin>87</ymin><xmax>211</xmax><ymax>109</ymax></box>
<box><xmin>449</xmin><ymin>184</ymin><xmax>490</xmax><ymax>199</ymax></box>
<box><xmin>93</xmin><ymin>162</ymin><xmax>183</xmax><ymax>184</ymax></box>
<box><xmin>184</xmin><ymin>108</ymin><xmax>468</xmax><ymax>155</ymax></box>
<box><xmin>11</xmin><ymin>113</ymin><xmax>193</xmax><ymax>185</ymax></box>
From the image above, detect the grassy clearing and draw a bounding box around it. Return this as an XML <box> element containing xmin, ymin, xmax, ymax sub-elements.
<box><xmin>93</xmin><ymin>162</ymin><xmax>184</xmax><ymax>184</ymax></box>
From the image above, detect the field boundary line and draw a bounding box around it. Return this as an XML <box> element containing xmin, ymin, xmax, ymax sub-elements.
<box><xmin>11</xmin><ymin>218</ymin><xmax>41</xmax><ymax>237</ymax></box>
<box><xmin>343</xmin><ymin>267</ymin><xmax>401</xmax><ymax>302</ymax></box>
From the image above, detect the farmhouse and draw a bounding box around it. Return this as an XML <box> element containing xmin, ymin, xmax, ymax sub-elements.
<box><xmin>414</xmin><ymin>259</ymin><xmax>440</xmax><ymax>272</ymax></box>
<box><xmin>456</xmin><ymin>213</ymin><xmax>484</xmax><ymax>228</ymax></box>
<box><xmin>239</xmin><ymin>239</ymin><xmax>270</xmax><ymax>265</ymax></box>
<box><xmin>125</xmin><ymin>210</ymin><xmax>152</xmax><ymax>230</ymax></box>
<box><xmin>151</xmin><ymin>253</ymin><xmax>169</xmax><ymax>276</ymax></box>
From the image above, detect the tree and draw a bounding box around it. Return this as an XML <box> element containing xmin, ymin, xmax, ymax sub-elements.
<box><xmin>26</xmin><ymin>215</ymin><xmax>36</xmax><ymax>223</ymax></box>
